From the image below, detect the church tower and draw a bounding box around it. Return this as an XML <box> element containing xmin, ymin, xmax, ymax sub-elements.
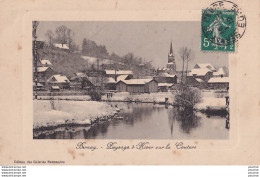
<box><xmin>167</xmin><ymin>40</ymin><xmax>176</xmax><ymax>71</ymax></box>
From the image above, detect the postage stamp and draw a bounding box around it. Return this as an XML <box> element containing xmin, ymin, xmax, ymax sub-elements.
<box><xmin>201</xmin><ymin>0</ymin><xmax>246</xmax><ymax>52</ymax></box>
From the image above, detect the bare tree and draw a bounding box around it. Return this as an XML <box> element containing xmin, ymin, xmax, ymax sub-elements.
<box><xmin>66</xmin><ymin>28</ymin><xmax>74</xmax><ymax>48</ymax></box>
<box><xmin>55</xmin><ymin>25</ymin><xmax>68</xmax><ymax>45</ymax></box>
<box><xmin>45</xmin><ymin>30</ymin><xmax>54</xmax><ymax>46</ymax></box>
<box><xmin>184</xmin><ymin>49</ymin><xmax>194</xmax><ymax>82</ymax></box>
<box><xmin>179</xmin><ymin>47</ymin><xmax>188</xmax><ymax>84</ymax></box>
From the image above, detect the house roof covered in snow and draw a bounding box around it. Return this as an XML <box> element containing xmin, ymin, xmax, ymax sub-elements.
<box><xmin>74</xmin><ymin>72</ymin><xmax>88</xmax><ymax>78</ymax></box>
<box><xmin>105</xmin><ymin>70</ymin><xmax>133</xmax><ymax>75</ymax></box>
<box><xmin>120</xmin><ymin>79</ymin><xmax>155</xmax><ymax>85</ymax></box>
<box><xmin>195</xmin><ymin>78</ymin><xmax>204</xmax><ymax>83</ymax></box>
<box><xmin>36</xmin><ymin>67</ymin><xmax>53</xmax><ymax>73</ymax></box>
<box><xmin>157</xmin><ymin>68</ymin><xmax>173</xmax><ymax>71</ymax></box>
<box><xmin>51</xmin><ymin>86</ymin><xmax>60</xmax><ymax>89</ymax></box>
<box><xmin>48</xmin><ymin>75</ymin><xmax>70</xmax><ymax>83</ymax></box>
<box><xmin>213</xmin><ymin>67</ymin><xmax>225</xmax><ymax>76</ymax></box>
<box><xmin>54</xmin><ymin>43</ymin><xmax>69</xmax><ymax>50</ymax></box>
<box><xmin>208</xmin><ymin>77</ymin><xmax>229</xmax><ymax>83</ymax></box>
<box><xmin>158</xmin><ymin>83</ymin><xmax>173</xmax><ymax>87</ymax></box>
<box><xmin>40</xmin><ymin>60</ymin><xmax>52</xmax><ymax>65</ymax></box>
<box><xmin>188</xmin><ymin>68</ymin><xmax>212</xmax><ymax>76</ymax></box>
<box><xmin>194</xmin><ymin>63</ymin><xmax>216</xmax><ymax>71</ymax></box>
<box><xmin>105</xmin><ymin>77</ymin><xmax>116</xmax><ymax>84</ymax></box>
<box><xmin>33</xmin><ymin>82</ymin><xmax>43</xmax><ymax>87</ymax></box>
<box><xmin>116</xmin><ymin>75</ymin><xmax>129</xmax><ymax>81</ymax></box>
<box><xmin>159</xmin><ymin>73</ymin><xmax>177</xmax><ymax>78</ymax></box>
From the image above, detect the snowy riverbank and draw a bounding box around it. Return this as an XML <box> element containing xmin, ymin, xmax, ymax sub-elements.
<box><xmin>37</xmin><ymin>92</ymin><xmax>175</xmax><ymax>103</ymax></box>
<box><xmin>33</xmin><ymin>100</ymin><xmax>118</xmax><ymax>129</ymax></box>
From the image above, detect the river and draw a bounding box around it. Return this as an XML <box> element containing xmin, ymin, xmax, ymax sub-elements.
<box><xmin>34</xmin><ymin>102</ymin><xmax>229</xmax><ymax>139</ymax></box>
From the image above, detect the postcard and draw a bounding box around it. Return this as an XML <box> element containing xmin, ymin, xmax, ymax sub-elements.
<box><xmin>0</xmin><ymin>0</ymin><xmax>259</xmax><ymax>165</ymax></box>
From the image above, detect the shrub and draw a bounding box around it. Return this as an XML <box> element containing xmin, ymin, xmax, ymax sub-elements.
<box><xmin>174</xmin><ymin>85</ymin><xmax>202</xmax><ymax>109</ymax></box>
<box><xmin>89</xmin><ymin>90</ymin><xmax>102</xmax><ymax>101</ymax></box>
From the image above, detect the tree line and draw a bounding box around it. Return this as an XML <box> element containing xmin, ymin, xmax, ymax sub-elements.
<box><xmin>45</xmin><ymin>25</ymin><xmax>79</xmax><ymax>51</ymax></box>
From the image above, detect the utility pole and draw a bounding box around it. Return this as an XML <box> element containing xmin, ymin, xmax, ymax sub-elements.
<box><xmin>33</xmin><ymin>21</ymin><xmax>39</xmax><ymax>99</ymax></box>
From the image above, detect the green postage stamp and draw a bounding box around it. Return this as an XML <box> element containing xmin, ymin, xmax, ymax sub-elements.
<box><xmin>201</xmin><ymin>1</ymin><xmax>246</xmax><ymax>52</ymax></box>
<box><xmin>201</xmin><ymin>10</ymin><xmax>236</xmax><ymax>52</ymax></box>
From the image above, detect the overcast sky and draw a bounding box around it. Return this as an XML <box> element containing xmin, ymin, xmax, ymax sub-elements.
<box><xmin>37</xmin><ymin>21</ymin><xmax>228</xmax><ymax>70</ymax></box>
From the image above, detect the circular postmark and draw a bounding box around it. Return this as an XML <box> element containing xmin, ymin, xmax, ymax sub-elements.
<box><xmin>202</xmin><ymin>0</ymin><xmax>246</xmax><ymax>46</ymax></box>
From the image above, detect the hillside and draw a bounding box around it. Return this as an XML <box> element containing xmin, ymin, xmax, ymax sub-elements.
<box><xmin>38</xmin><ymin>47</ymin><xmax>89</xmax><ymax>77</ymax></box>
<box><xmin>37</xmin><ymin>40</ymin><xmax>155</xmax><ymax>78</ymax></box>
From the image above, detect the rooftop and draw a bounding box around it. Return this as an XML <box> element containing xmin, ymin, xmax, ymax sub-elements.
<box><xmin>54</xmin><ymin>43</ymin><xmax>69</xmax><ymax>50</ymax></box>
<box><xmin>105</xmin><ymin>70</ymin><xmax>133</xmax><ymax>75</ymax></box>
<box><xmin>213</xmin><ymin>67</ymin><xmax>225</xmax><ymax>76</ymax></box>
<box><xmin>117</xmin><ymin>75</ymin><xmax>129</xmax><ymax>81</ymax></box>
<box><xmin>40</xmin><ymin>60</ymin><xmax>52</xmax><ymax>65</ymax></box>
<box><xmin>188</xmin><ymin>68</ymin><xmax>212</xmax><ymax>76</ymax></box>
<box><xmin>194</xmin><ymin>63</ymin><xmax>216</xmax><ymax>71</ymax></box>
<box><xmin>158</xmin><ymin>83</ymin><xmax>173</xmax><ymax>87</ymax></box>
<box><xmin>208</xmin><ymin>77</ymin><xmax>229</xmax><ymax>83</ymax></box>
<box><xmin>120</xmin><ymin>79</ymin><xmax>154</xmax><ymax>85</ymax></box>
<box><xmin>48</xmin><ymin>74</ymin><xmax>70</xmax><ymax>83</ymax></box>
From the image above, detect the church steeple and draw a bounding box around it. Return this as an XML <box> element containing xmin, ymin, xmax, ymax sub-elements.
<box><xmin>169</xmin><ymin>40</ymin><xmax>173</xmax><ymax>55</ymax></box>
<box><xmin>167</xmin><ymin>40</ymin><xmax>176</xmax><ymax>72</ymax></box>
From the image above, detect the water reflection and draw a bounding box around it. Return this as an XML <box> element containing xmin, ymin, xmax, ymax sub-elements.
<box><xmin>34</xmin><ymin>102</ymin><xmax>228</xmax><ymax>139</ymax></box>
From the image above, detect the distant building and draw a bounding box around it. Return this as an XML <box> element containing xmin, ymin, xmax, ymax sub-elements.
<box><xmin>188</xmin><ymin>68</ymin><xmax>213</xmax><ymax>82</ymax></box>
<box><xmin>153</xmin><ymin>73</ymin><xmax>177</xmax><ymax>84</ymax></box>
<box><xmin>104</xmin><ymin>77</ymin><xmax>117</xmax><ymax>90</ymax></box>
<box><xmin>46</xmin><ymin>74</ymin><xmax>70</xmax><ymax>90</ymax></box>
<box><xmin>207</xmin><ymin>77</ymin><xmax>229</xmax><ymax>90</ymax></box>
<box><xmin>194</xmin><ymin>63</ymin><xmax>216</xmax><ymax>72</ymax></box>
<box><xmin>116</xmin><ymin>74</ymin><xmax>133</xmax><ymax>82</ymax></box>
<box><xmin>105</xmin><ymin>70</ymin><xmax>133</xmax><ymax>80</ymax></box>
<box><xmin>70</xmin><ymin>72</ymin><xmax>93</xmax><ymax>90</ymax></box>
<box><xmin>213</xmin><ymin>67</ymin><xmax>225</xmax><ymax>77</ymax></box>
<box><xmin>158</xmin><ymin>83</ymin><xmax>174</xmax><ymax>92</ymax></box>
<box><xmin>186</xmin><ymin>77</ymin><xmax>207</xmax><ymax>89</ymax></box>
<box><xmin>54</xmin><ymin>43</ymin><xmax>69</xmax><ymax>50</ymax></box>
<box><xmin>38</xmin><ymin>59</ymin><xmax>52</xmax><ymax>67</ymax></box>
<box><xmin>34</xmin><ymin>66</ymin><xmax>55</xmax><ymax>86</ymax></box>
<box><xmin>116</xmin><ymin>79</ymin><xmax>158</xmax><ymax>93</ymax></box>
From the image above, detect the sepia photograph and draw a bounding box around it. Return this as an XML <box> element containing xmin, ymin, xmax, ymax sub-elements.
<box><xmin>32</xmin><ymin>21</ymin><xmax>230</xmax><ymax>139</ymax></box>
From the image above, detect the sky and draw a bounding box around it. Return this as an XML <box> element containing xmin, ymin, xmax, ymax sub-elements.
<box><xmin>37</xmin><ymin>21</ymin><xmax>228</xmax><ymax>70</ymax></box>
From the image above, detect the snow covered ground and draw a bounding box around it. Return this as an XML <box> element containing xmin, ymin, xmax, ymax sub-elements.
<box><xmin>195</xmin><ymin>97</ymin><xmax>227</xmax><ymax>110</ymax></box>
<box><xmin>33</xmin><ymin>100</ymin><xmax>117</xmax><ymax>129</ymax></box>
<box><xmin>102</xmin><ymin>92</ymin><xmax>175</xmax><ymax>103</ymax></box>
<box><xmin>38</xmin><ymin>92</ymin><xmax>175</xmax><ymax>103</ymax></box>
<box><xmin>38</xmin><ymin>95</ymin><xmax>91</xmax><ymax>101</ymax></box>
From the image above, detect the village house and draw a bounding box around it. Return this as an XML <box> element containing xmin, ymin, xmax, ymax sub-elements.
<box><xmin>158</xmin><ymin>83</ymin><xmax>174</xmax><ymax>92</ymax></box>
<box><xmin>207</xmin><ymin>77</ymin><xmax>229</xmax><ymax>90</ymax></box>
<box><xmin>69</xmin><ymin>72</ymin><xmax>93</xmax><ymax>90</ymax></box>
<box><xmin>186</xmin><ymin>77</ymin><xmax>207</xmax><ymax>89</ymax></box>
<box><xmin>46</xmin><ymin>74</ymin><xmax>70</xmax><ymax>90</ymax></box>
<box><xmin>105</xmin><ymin>70</ymin><xmax>133</xmax><ymax>80</ymax></box>
<box><xmin>54</xmin><ymin>43</ymin><xmax>69</xmax><ymax>50</ymax></box>
<box><xmin>213</xmin><ymin>67</ymin><xmax>226</xmax><ymax>77</ymax></box>
<box><xmin>116</xmin><ymin>79</ymin><xmax>158</xmax><ymax>93</ymax></box>
<box><xmin>153</xmin><ymin>73</ymin><xmax>177</xmax><ymax>84</ymax></box>
<box><xmin>188</xmin><ymin>68</ymin><xmax>213</xmax><ymax>82</ymax></box>
<box><xmin>116</xmin><ymin>74</ymin><xmax>133</xmax><ymax>82</ymax></box>
<box><xmin>34</xmin><ymin>66</ymin><xmax>55</xmax><ymax>86</ymax></box>
<box><xmin>38</xmin><ymin>59</ymin><xmax>52</xmax><ymax>67</ymax></box>
<box><xmin>193</xmin><ymin>63</ymin><xmax>216</xmax><ymax>72</ymax></box>
<box><xmin>104</xmin><ymin>77</ymin><xmax>117</xmax><ymax>90</ymax></box>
